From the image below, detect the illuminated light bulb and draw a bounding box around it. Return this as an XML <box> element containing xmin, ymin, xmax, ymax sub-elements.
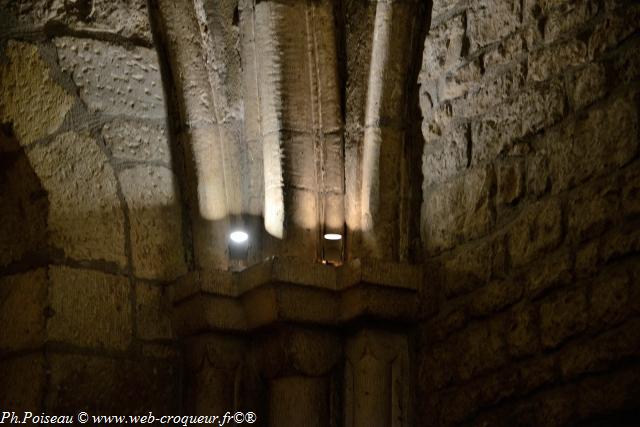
<box><xmin>323</xmin><ymin>233</ymin><xmax>342</xmax><ymax>241</ymax></box>
<box><xmin>230</xmin><ymin>231</ymin><xmax>249</xmax><ymax>243</ymax></box>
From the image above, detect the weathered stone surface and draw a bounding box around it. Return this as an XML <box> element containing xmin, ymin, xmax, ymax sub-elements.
<box><xmin>422</xmin><ymin>122</ymin><xmax>469</xmax><ymax>187</ymax></box>
<box><xmin>55</xmin><ymin>37</ymin><xmax>165</xmax><ymax>119</ymax></box>
<box><xmin>420</xmin><ymin>13</ymin><xmax>466</xmax><ymax>82</ymax></box>
<box><xmin>560</xmin><ymin>318</ymin><xmax>640</xmax><ymax>380</ymax></box>
<box><xmin>528</xmin><ymin>39</ymin><xmax>588</xmax><ymax>82</ymax></box>
<box><xmin>0</xmin><ymin>353</ymin><xmax>45</xmax><ymax>412</ymax></box>
<box><xmin>526</xmin><ymin>250</ymin><xmax>572</xmax><ymax>297</ymax></box>
<box><xmin>588</xmin><ymin>3</ymin><xmax>640</xmax><ymax>59</ymax></box>
<box><xmin>423</xmin><ymin>165</ymin><xmax>495</xmax><ymax>254</ymax></box>
<box><xmin>468</xmin><ymin>0</ymin><xmax>522</xmax><ymax>51</ymax></box>
<box><xmin>0</xmin><ymin>40</ymin><xmax>74</xmax><ymax>146</ymax></box>
<box><xmin>506</xmin><ymin>303</ymin><xmax>539</xmax><ymax>358</ymax></box>
<box><xmin>508</xmin><ymin>198</ymin><xmax>563</xmax><ymax>268</ymax></box>
<box><xmin>3</xmin><ymin>0</ymin><xmax>153</xmax><ymax>43</ymax></box>
<box><xmin>483</xmin><ymin>33</ymin><xmax>527</xmax><ymax>69</ymax></box>
<box><xmin>570</xmin><ymin>63</ymin><xmax>606</xmax><ymax>110</ymax></box>
<box><xmin>567</xmin><ymin>178</ymin><xmax>619</xmax><ymax>243</ymax></box>
<box><xmin>0</xmin><ymin>269</ymin><xmax>47</xmax><ymax>352</ymax></box>
<box><xmin>119</xmin><ymin>166</ymin><xmax>186</xmax><ymax>280</ymax></box>
<box><xmin>47</xmin><ymin>266</ymin><xmax>132</xmax><ymax>351</ymax></box>
<box><xmin>136</xmin><ymin>282</ymin><xmax>173</xmax><ymax>341</ymax></box>
<box><xmin>471</xmin><ymin>80</ymin><xmax>565</xmax><ymax>164</ymax></box>
<box><xmin>589</xmin><ymin>269</ymin><xmax>629</xmax><ymax>328</ymax></box>
<box><xmin>540</xmin><ymin>288</ymin><xmax>588</xmax><ymax>349</ymax></box>
<box><xmin>496</xmin><ymin>159</ymin><xmax>524</xmax><ymax>207</ymax></box>
<box><xmin>544</xmin><ymin>0</ymin><xmax>600</xmax><ymax>42</ymax></box>
<box><xmin>456</xmin><ymin>318</ymin><xmax>508</xmax><ymax>381</ymax></box>
<box><xmin>47</xmin><ymin>353</ymin><xmax>177</xmax><ymax>413</ymax></box>
<box><xmin>442</xmin><ymin>239</ymin><xmax>493</xmax><ymax>298</ymax></box>
<box><xmin>0</xmin><ymin>148</ymin><xmax>48</xmax><ymax>267</ymax></box>
<box><xmin>28</xmin><ymin>131</ymin><xmax>126</xmax><ymax>267</ymax></box>
<box><xmin>102</xmin><ymin>119</ymin><xmax>171</xmax><ymax>164</ymax></box>
<box><xmin>529</xmin><ymin>95</ymin><xmax>638</xmax><ymax>194</ymax></box>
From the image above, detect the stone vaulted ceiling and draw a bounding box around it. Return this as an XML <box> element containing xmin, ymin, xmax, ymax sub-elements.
<box><xmin>150</xmin><ymin>0</ymin><xmax>429</xmax><ymax>270</ymax></box>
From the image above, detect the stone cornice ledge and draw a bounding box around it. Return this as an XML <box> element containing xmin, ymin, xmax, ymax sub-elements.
<box><xmin>172</xmin><ymin>257</ymin><xmax>423</xmax><ymax>337</ymax></box>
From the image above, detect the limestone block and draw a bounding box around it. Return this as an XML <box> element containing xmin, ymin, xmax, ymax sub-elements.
<box><xmin>588</xmin><ymin>3</ymin><xmax>640</xmax><ymax>59</ymax></box>
<box><xmin>455</xmin><ymin>318</ymin><xmax>507</xmax><ymax>381</ymax></box>
<box><xmin>506</xmin><ymin>303</ymin><xmax>540</xmax><ymax>358</ymax></box>
<box><xmin>27</xmin><ymin>131</ymin><xmax>126</xmax><ymax>267</ymax></box>
<box><xmin>544</xmin><ymin>0</ymin><xmax>600</xmax><ymax>42</ymax></box>
<box><xmin>102</xmin><ymin>119</ymin><xmax>171</xmax><ymax>164</ymax></box>
<box><xmin>508</xmin><ymin>198</ymin><xmax>562</xmax><ymax>268</ymax></box>
<box><xmin>468</xmin><ymin>0</ymin><xmax>522</xmax><ymax>51</ymax></box>
<box><xmin>47</xmin><ymin>353</ymin><xmax>177</xmax><ymax>413</ymax></box>
<box><xmin>0</xmin><ymin>353</ymin><xmax>46</xmax><ymax>412</ymax></box>
<box><xmin>55</xmin><ymin>37</ymin><xmax>165</xmax><ymax>119</ymax></box>
<box><xmin>421</xmin><ymin>13</ymin><xmax>466</xmax><ymax>81</ymax></box>
<box><xmin>0</xmin><ymin>269</ymin><xmax>47</xmax><ymax>352</ymax></box>
<box><xmin>526</xmin><ymin>250</ymin><xmax>572</xmax><ymax>297</ymax></box>
<box><xmin>270</xmin><ymin>377</ymin><xmax>330</xmax><ymax>427</ymax></box>
<box><xmin>528</xmin><ymin>39</ymin><xmax>588</xmax><ymax>82</ymax></box>
<box><xmin>470</xmin><ymin>279</ymin><xmax>523</xmax><ymax>317</ymax></box>
<box><xmin>567</xmin><ymin>178</ymin><xmax>619</xmax><ymax>243</ymax></box>
<box><xmin>422</xmin><ymin>165</ymin><xmax>495</xmax><ymax>254</ymax></box>
<box><xmin>589</xmin><ymin>270</ymin><xmax>629</xmax><ymax>328</ymax></box>
<box><xmin>119</xmin><ymin>166</ymin><xmax>186</xmax><ymax>280</ymax></box>
<box><xmin>529</xmin><ymin>95</ymin><xmax>638</xmax><ymax>194</ymax></box>
<box><xmin>540</xmin><ymin>288</ymin><xmax>588</xmax><ymax>349</ymax></box>
<box><xmin>0</xmin><ymin>150</ymin><xmax>48</xmax><ymax>267</ymax></box>
<box><xmin>0</xmin><ymin>40</ymin><xmax>74</xmax><ymax>146</ymax></box>
<box><xmin>569</xmin><ymin>62</ymin><xmax>606</xmax><ymax>110</ymax></box>
<box><xmin>422</xmin><ymin>122</ymin><xmax>469</xmax><ymax>187</ymax></box>
<box><xmin>135</xmin><ymin>282</ymin><xmax>173</xmax><ymax>341</ymax></box>
<box><xmin>47</xmin><ymin>266</ymin><xmax>132</xmax><ymax>351</ymax></box>
<box><xmin>442</xmin><ymin>239</ymin><xmax>493</xmax><ymax>299</ymax></box>
<box><xmin>496</xmin><ymin>158</ymin><xmax>524</xmax><ymax>207</ymax></box>
<box><xmin>4</xmin><ymin>0</ymin><xmax>153</xmax><ymax>43</ymax></box>
<box><xmin>483</xmin><ymin>32</ymin><xmax>527</xmax><ymax>69</ymax></box>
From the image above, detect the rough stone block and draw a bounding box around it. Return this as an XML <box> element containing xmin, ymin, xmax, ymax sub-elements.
<box><xmin>588</xmin><ymin>3</ymin><xmax>640</xmax><ymax>59</ymax></box>
<box><xmin>590</xmin><ymin>269</ymin><xmax>630</xmax><ymax>328</ymax></box>
<box><xmin>528</xmin><ymin>39</ymin><xmax>588</xmax><ymax>82</ymax></box>
<box><xmin>570</xmin><ymin>63</ymin><xmax>606</xmax><ymax>110</ymax></box>
<box><xmin>506</xmin><ymin>303</ymin><xmax>540</xmax><ymax>358</ymax></box>
<box><xmin>530</xmin><ymin>95</ymin><xmax>638</xmax><ymax>194</ymax></box>
<box><xmin>470</xmin><ymin>279</ymin><xmax>523</xmax><ymax>317</ymax></box>
<box><xmin>497</xmin><ymin>158</ymin><xmax>524</xmax><ymax>207</ymax></box>
<box><xmin>621</xmin><ymin>162</ymin><xmax>640</xmax><ymax>219</ymax></box>
<box><xmin>483</xmin><ymin>32</ymin><xmax>527</xmax><ymax>70</ymax></box>
<box><xmin>456</xmin><ymin>317</ymin><xmax>508</xmax><ymax>381</ymax></box>
<box><xmin>0</xmin><ymin>150</ymin><xmax>48</xmax><ymax>267</ymax></box>
<box><xmin>0</xmin><ymin>40</ymin><xmax>74</xmax><ymax>146</ymax></box>
<box><xmin>119</xmin><ymin>166</ymin><xmax>186</xmax><ymax>280</ymax></box>
<box><xmin>526</xmin><ymin>250</ymin><xmax>573</xmax><ymax>297</ymax></box>
<box><xmin>4</xmin><ymin>0</ymin><xmax>153</xmax><ymax>43</ymax></box>
<box><xmin>136</xmin><ymin>282</ymin><xmax>173</xmax><ymax>341</ymax></box>
<box><xmin>47</xmin><ymin>266</ymin><xmax>132</xmax><ymax>351</ymax></box>
<box><xmin>422</xmin><ymin>165</ymin><xmax>495</xmax><ymax>254</ymax></box>
<box><xmin>0</xmin><ymin>269</ymin><xmax>47</xmax><ymax>353</ymax></box>
<box><xmin>559</xmin><ymin>318</ymin><xmax>640</xmax><ymax>379</ymax></box>
<box><xmin>468</xmin><ymin>0</ymin><xmax>522</xmax><ymax>51</ymax></box>
<box><xmin>567</xmin><ymin>178</ymin><xmax>619</xmax><ymax>243</ymax></box>
<box><xmin>442</xmin><ymin>239</ymin><xmax>492</xmax><ymax>299</ymax></box>
<box><xmin>0</xmin><ymin>353</ymin><xmax>45</xmax><ymax>412</ymax></box>
<box><xmin>545</xmin><ymin>0</ymin><xmax>600</xmax><ymax>42</ymax></box>
<box><xmin>421</xmin><ymin>13</ymin><xmax>466</xmax><ymax>81</ymax></box>
<box><xmin>55</xmin><ymin>37</ymin><xmax>165</xmax><ymax>119</ymax></box>
<box><xmin>422</xmin><ymin>122</ymin><xmax>469</xmax><ymax>187</ymax></box>
<box><xmin>102</xmin><ymin>119</ymin><xmax>171</xmax><ymax>164</ymax></box>
<box><xmin>47</xmin><ymin>353</ymin><xmax>177</xmax><ymax>413</ymax></box>
<box><xmin>540</xmin><ymin>288</ymin><xmax>588</xmax><ymax>349</ymax></box>
<box><xmin>508</xmin><ymin>198</ymin><xmax>563</xmax><ymax>268</ymax></box>
<box><xmin>27</xmin><ymin>131</ymin><xmax>126</xmax><ymax>267</ymax></box>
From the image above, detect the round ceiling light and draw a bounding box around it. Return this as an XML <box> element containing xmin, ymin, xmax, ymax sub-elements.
<box><xmin>229</xmin><ymin>230</ymin><xmax>249</xmax><ymax>243</ymax></box>
<box><xmin>323</xmin><ymin>233</ymin><xmax>343</xmax><ymax>241</ymax></box>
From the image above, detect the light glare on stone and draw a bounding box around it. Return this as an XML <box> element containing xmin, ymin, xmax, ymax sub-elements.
<box><xmin>230</xmin><ymin>231</ymin><xmax>249</xmax><ymax>243</ymax></box>
<box><xmin>323</xmin><ymin>233</ymin><xmax>342</xmax><ymax>241</ymax></box>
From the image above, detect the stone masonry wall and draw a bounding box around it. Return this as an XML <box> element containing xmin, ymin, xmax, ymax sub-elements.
<box><xmin>418</xmin><ymin>0</ymin><xmax>640</xmax><ymax>425</ymax></box>
<box><xmin>0</xmin><ymin>0</ymin><xmax>186</xmax><ymax>413</ymax></box>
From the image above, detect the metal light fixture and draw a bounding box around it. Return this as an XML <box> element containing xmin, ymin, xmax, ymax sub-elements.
<box><xmin>229</xmin><ymin>230</ymin><xmax>249</xmax><ymax>243</ymax></box>
<box><xmin>323</xmin><ymin>233</ymin><xmax>343</xmax><ymax>241</ymax></box>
